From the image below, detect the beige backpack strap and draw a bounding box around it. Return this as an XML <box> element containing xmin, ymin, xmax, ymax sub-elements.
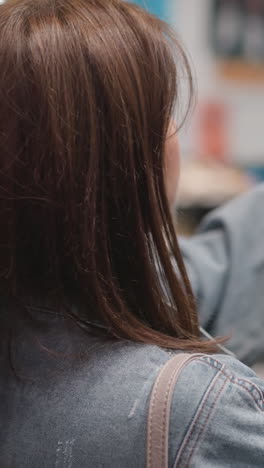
<box><xmin>146</xmin><ymin>353</ymin><xmax>203</xmax><ymax>468</ymax></box>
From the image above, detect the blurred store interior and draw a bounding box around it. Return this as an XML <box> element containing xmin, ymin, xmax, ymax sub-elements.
<box><xmin>132</xmin><ymin>0</ymin><xmax>264</xmax><ymax>232</ymax></box>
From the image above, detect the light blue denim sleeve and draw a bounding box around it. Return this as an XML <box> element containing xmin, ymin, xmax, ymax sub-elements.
<box><xmin>179</xmin><ymin>184</ymin><xmax>264</xmax><ymax>365</ymax></box>
<box><xmin>171</xmin><ymin>354</ymin><xmax>264</xmax><ymax>467</ymax></box>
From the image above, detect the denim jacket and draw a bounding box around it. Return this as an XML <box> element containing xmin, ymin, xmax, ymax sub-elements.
<box><xmin>1</xmin><ymin>334</ymin><xmax>264</xmax><ymax>467</ymax></box>
<box><xmin>1</xmin><ymin>185</ymin><xmax>264</xmax><ymax>467</ymax></box>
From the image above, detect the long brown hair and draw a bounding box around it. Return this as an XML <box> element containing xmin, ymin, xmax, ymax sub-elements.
<box><xmin>0</xmin><ymin>0</ymin><xmax>217</xmax><ymax>352</ymax></box>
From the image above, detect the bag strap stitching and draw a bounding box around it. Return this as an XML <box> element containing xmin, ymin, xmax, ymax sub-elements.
<box><xmin>147</xmin><ymin>354</ymin><xmax>203</xmax><ymax>468</ymax></box>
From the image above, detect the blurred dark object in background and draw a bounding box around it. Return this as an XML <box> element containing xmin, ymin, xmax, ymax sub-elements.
<box><xmin>176</xmin><ymin>160</ymin><xmax>254</xmax><ymax>235</ymax></box>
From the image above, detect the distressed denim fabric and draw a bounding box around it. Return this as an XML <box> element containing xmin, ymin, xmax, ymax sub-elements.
<box><xmin>1</xmin><ymin>328</ymin><xmax>264</xmax><ymax>467</ymax></box>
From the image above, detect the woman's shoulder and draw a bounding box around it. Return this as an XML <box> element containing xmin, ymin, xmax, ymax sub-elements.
<box><xmin>168</xmin><ymin>353</ymin><xmax>264</xmax><ymax>467</ymax></box>
<box><xmin>93</xmin><ymin>341</ymin><xmax>264</xmax><ymax>405</ymax></box>
<box><xmin>112</xmin><ymin>346</ymin><xmax>264</xmax><ymax>466</ymax></box>
<box><xmin>70</xmin><ymin>339</ymin><xmax>264</xmax><ymax>467</ymax></box>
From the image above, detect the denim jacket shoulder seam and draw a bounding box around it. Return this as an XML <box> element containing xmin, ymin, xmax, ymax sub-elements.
<box><xmin>174</xmin><ymin>361</ymin><xmax>228</xmax><ymax>467</ymax></box>
<box><xmin>174</xmin><ymin>357</ymin><xmax>264</xmax><ymax>467</ymax></box>
<box><xmin>199</xmin><ymin>356</ymin><xmax>264</xmax><ymax>410</ymax></box>
<box><xmin>185</xmin><ymin>376</ymin><xmax>228</xmax><ymax>467</ymax></box>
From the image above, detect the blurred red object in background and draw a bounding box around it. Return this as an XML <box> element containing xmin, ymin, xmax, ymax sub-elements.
<box><xmin>198</xmin><ymin>100</ymin><xmax>230</xmax><ymax>162</ymax></box>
